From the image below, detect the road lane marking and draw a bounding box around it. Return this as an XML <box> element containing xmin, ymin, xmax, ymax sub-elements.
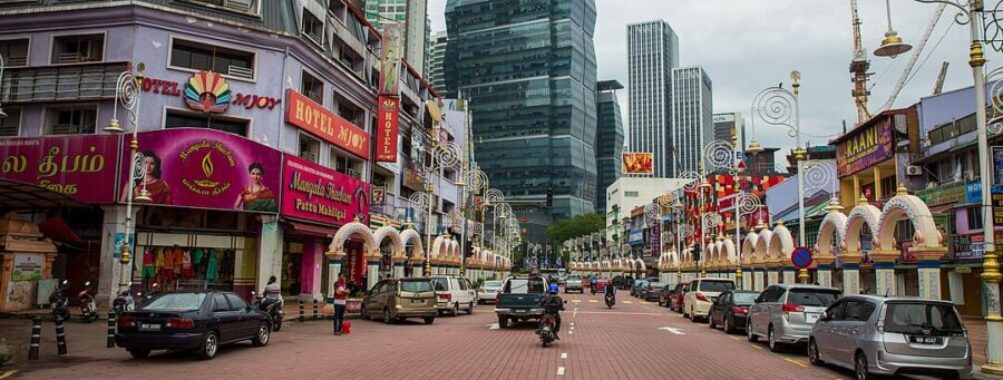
<box><xmin>561</xmin><ymin>353</ymin><xmax>567</xmax><ymax>359</ymax></box>
<box><xmin>623</xmin><ymin>301</ymin><xmax>632</xmax><ymax>304</ymax></box>
<box><xmin>588</xmin><ymin>300</ymin><xmax>598</xmax><ymax>303</ymax></box>
<box><xmin>728</xmin><ymin>336</ymin><xmax>741</xmax><ymax>341</ymax></box>
<box><xmin>574</xmin><ymin>311</ymin><xmax>661</xmax><ymax>316</ymax></box>
<box><xmin>657</xmin><ymin>327</ymin><xmax>685</xmax><ymax>335</ymax></box>
<box><xmin>784</xmin><ymin>358</ymin><xmax>810</xmax><ymax>368</ymax></box>
<box><xmin>572</xmin><ymin>300</ymin><xmax>582</xmax><ymax>303</ymax></box>
<box><xmin>487</xmin><ymin>323</ymin><xmax>499</xmax><ymax>330</ymax></box>
<box><xmin>557</xmin><ymin>367</ymin><xmax>565</xmax><ymax>375</ymax></box>
<box><xmin>568</xmin><ymin>331</ymin><xmax>573</xmax><ymax>335</ymax></box>
<box><xmin>750</xmin><ymin>345</ymin><xmax>764</xmax><ymax>350</ymax></box>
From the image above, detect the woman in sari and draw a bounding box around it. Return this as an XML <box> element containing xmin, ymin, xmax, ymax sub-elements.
<box><xmin>234</xmin><ymin>162</ymin><xmax>277</xmax><ymax>212</ymax></box>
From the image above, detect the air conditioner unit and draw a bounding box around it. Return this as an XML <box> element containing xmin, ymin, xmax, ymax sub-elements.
<box><xmin>905</xmin><ymin>166</ymin><xmax>923</xmax><ymax>176</ymax></box>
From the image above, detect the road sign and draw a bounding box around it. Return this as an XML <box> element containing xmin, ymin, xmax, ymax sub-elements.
<box><xmin>791</xmin><ymin>247</ymin><xmax>813</xmax><ymax>269</ymax></box>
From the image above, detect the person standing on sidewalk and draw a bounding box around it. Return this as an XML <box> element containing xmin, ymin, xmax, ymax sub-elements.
<box><xmin>333</xmin><ymin>273</ymin><xmax>348</xmax><ymax>335</ymax></box>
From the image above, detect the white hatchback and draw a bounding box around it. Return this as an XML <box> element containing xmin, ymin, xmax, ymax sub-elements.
<box><xmin>683</xmin><ymin>278</ymin><xmax>735</xmax><ymax>322</ymax></box>
<box><xmin>477</xmin><ymin>280</ymin><xmax>504</xmax><ymax>304</ymax></box>
<box><xmin>430</xmin><ymin>276</ymin><xmax>477</xmax><ymax>316</ymax></box>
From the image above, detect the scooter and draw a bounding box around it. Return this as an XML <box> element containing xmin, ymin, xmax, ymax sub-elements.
<box><xmin>78</xmin><ymin>281</ymin><xmax>99</xmax><ymax>323</ymax></box>
<box><xmin>251</xmin><ymin>292</ymin><xmax>284</xmax><ymax>332</ymax></box>
<box><xmin>112</xmin><ymin>283</ymin><xmax>136</xmax><ymax>314</ymax></box>
<box><xmin>537</xmin><ymin>313</ymin><xmax>558</xmax><ymax>347</ymax></box>
<box><xmin>49</xmin><ymin>280</ymin><xmax>70</xmax><ymax>322</ymax></box>
<box><xmin>605</xmin><ymin>292</ymin><xmax>615</xmax><ymax>309</ymax></box>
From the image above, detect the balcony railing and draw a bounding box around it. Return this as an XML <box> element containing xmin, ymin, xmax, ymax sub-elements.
<box><xmin>0</xmin><ymin>61</ymin><xmax>127</xmax><ymax>103</ymax></box>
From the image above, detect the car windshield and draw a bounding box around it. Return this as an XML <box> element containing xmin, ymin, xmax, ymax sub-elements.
<box><xmin>732</xmin><ymin>293</ymin><xmax>758</xmax><ymax>304</ymax></box>
<box><xmin>400</xmin><ymin>280</ymin><xmax>433</xmax><ymax>293</ymax></box>
<box><xmin>648</xmin><ymin>282</ymin><xmax>663</xmax><ymax>289</ymax></box>
<box><xmin>506</xmin><ymin>279</ymin><xmax>546</xmax><ymax>294</ymax></box>
<box><xmin>483</xmin><ymin>281</ymin><xmax>503</xmax><ymax>288</ymax></box>
<box><xmin>787</xmin><ymin>289</ymin><xmax>840</xmax><ymax>307</ymax></box>
<box><xmin>699</xmin><ymin>281</ymin><xmax>735</xmax><ymax>292</ymax></box>
<box><xmin>142</xmin><ymin>293</ymin><xmax>206</xmax><ymax>312</ymax></box>
<box><xmin>884</xmin><ymin>302</ymin><xmax>964</xmax><ymax>334</ymax></box>
<box><xmin>567</xmin><ymin>276</ymin><xmax>581</xmax><ymax>282</ymax></box>
<box><xmin>430</xmin><ymin>277</ymin><xmax>449</xmax><ymax>291</ymax></box>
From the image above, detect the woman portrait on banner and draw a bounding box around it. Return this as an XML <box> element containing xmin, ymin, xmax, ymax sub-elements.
<box><xmin>234</xmin><ymin>162</ymin><xmax>277</xmax><ymax>212</ymax></box>
<box><xmin>379</xmin><ymin>23</ymin><xmax>402</xmax><ymax>95</ymax></box>
<box><xmin>121</xmin><ymin>151</ymin><xmax>173</xmax><ymax>204</ymax></box>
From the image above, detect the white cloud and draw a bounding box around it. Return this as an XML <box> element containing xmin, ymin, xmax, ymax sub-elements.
<box><xmin>429</xmin><ymin>0</ymin><xmax>982</xmax><ymax>159</ymax></box>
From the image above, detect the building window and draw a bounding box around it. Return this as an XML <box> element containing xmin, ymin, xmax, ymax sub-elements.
<box><xmin>331</xmin><ymin>148</ymin><xmax>363</xmax><ymax>179</ymax></box>
<box><xmin>968</xmin><ymin>207</ymin><xmax>984</xmax><ymax>230</ymax></box>
<box><xmin>301</xmin><ymin>71</ymin><xmax>324</xmax><ymax>104</ymax></box>
<box><xmin>165</xmin><ymin>110</ymin><xmax>249</xmax><ymax>136</ymax></box>
<box><xmin>170</xmin><ymin>38</ymin><xmax>255</xmax><ymax>79</ymax></box>
<box><xmin>51</xmin><ymin>34</ymin><xmax>103</xmax><ymax>64</ymax></box>
<box><xmin>188</xmin><ymin>0</ymin><xmax>259</xmax><ymax>14</ymax></box>
<box><xmin>302</xmin><ymin>11</ymin><xmax>324</xmax><ymax>45</ymax></box>
<box><xmin>0</xmin><ymin>108</ymin><xmax>20</xmax><ymax>136</ymax></box>
<box><xmin>299</xmin><ymin>134</ymin><xmax>320</xmax><ymax>163</ymax></box>
<box><xmin>44</xmin><ymin>105</ymin><xmax>96</xmax><ymax>135</ymax></box>
<box><xmin>0</xmin><ymin>39</ymin><xmax>28</xmax><ymax>67</ymax></box>
<box><xmin>879</xmin><ymin>176</ymin><xmax>897</xmax><ymax>199</ymax></box>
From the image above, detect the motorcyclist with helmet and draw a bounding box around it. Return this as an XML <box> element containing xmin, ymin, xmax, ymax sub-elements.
<box><xmin>539</xmin><ymin>282</ymin><xmax>565</xmax><ymax>340</ymax></box>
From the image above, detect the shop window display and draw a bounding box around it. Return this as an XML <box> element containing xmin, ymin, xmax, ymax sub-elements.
<box><xmin>139</xmin><ymin>245</ymin><xmax>236</xmax><ymax>291</ymax></box>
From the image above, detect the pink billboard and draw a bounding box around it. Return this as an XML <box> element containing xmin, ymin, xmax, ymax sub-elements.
<box><xmin>120</xmin><ymin>128</ymin><xmax>281</xmax><ymax>213</ymax></box>
<box><xmin>281</xmin><ymin>155</ymin><xmax>370</xmax><ymax>226</ymax></box>
<box><xmin>0</xmin><ymin>135</ymin><xmax>121</xmax><ymax>203</ymax></box>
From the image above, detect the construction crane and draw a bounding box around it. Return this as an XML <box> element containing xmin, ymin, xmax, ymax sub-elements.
<box><xmin>849</xmin><ymin>0</ymin><xmax>873</xmax><ymax>124</ymax></box>
<box><xmin>877</xmin><ymin>3</ymin><xmax>947</xmax><ymax>111</ymax></box>
<box><xmin>932</xmin><ymin>61</ymin><xmax>949</xmax><ymax>96</ymax></box>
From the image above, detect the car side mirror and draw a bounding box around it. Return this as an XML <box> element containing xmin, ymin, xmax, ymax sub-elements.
<box><xmin>819</xmin><ymin>311</ymin><xmax>829</xmax><ymax>322</ymax></box>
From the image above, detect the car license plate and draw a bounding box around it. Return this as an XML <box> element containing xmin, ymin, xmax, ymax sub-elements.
<box><xmin>515</xmin><ymin>309</ymin><xmax>527</xmax><ymax>313</ymax></box>
<box><xmin>139</xmin><ymin>323</ymin><xmax>161</xmax><ymax>331</ymax></box>
<box><xmin>805</xmin><ymin>313</ymin><xmax>819</xmax><ymax>323</ymax></box>
<box><xmin>411</xmin><ymin>299</ymin><xmax>424</xmax><ymax>304</ymax></box>
<box><xmin>911</xmin><ymin>336</ymin><xmax>942</xmax><ymax>344</ymax></box>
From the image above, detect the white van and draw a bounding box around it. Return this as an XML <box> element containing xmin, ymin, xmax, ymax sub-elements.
<box><xmin>429</xmin><ymin>276</ymin><xmax>477</xmax><ymax>316</ymax></box>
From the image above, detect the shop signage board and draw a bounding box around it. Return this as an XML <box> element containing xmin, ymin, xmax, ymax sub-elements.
<box><xmin>285</xmin><ymin>89</ymin><xmax>370</xmax><ymax>159</ymax></box>
<box><xmin>0</xmin><ymin>135</ymin><xmax>120</xmax><ymax>203</ymax></box>
<box><xmin>379</xmin><ymin>22</ymin><xmax>403</xmax><ymax>96</ymax></box>
<box><xmin>916</xmin><ymin>181</ymin><xmax>965</xmax><ymax>206</ymax></box>
<box><xmin>993</xmin><ymin>146</ymin><xmax>1003</xmax><ymax>185</ymax></box>
<box><xmin>376</xmin><ymin>96</ymin><xmax>400</xmax><ymax>162</ymax></box>
<box><xmin>403</xmin><ymin>167</ymin><xmax>424</xmax><ymax>190</ymax></box>
<box><xmin>629</xmin><ymin>228</ymin><xmax>644</xmax><ymax>245</ymax></box>
<box><xmin>139</xmin><ymin>71</ymin><xmax>281</xmax><ymax>111</ymax></box>
<box><xmin>11</xmin><ymin>254</ymin><xmax>43</xmax><ymax>281</ymax></box>
<box><xmin>281</xmin><ymin>155</ymin><xmax>370</xmax><ymax>227</ymax></box>
<box><xmin>649</xmin><ymin>223</ymin><xmax>660</xmax><ymax>257</ymax></box>
<box><xmin>836</xmin><ymin>118</ymin><xmax>894</xmax><ymax>177</ymax></box>
<box><xmin>122</xmin><ymin>128</ymin><xmax>282</xmax><ymax>213</ymax></box>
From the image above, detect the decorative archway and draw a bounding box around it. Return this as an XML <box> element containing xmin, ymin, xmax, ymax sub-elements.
<box><xmin>843</xmin><ymin>202</ymin><xmax>881</xmax><ymax>254</ymax></box>
<box><xmin>754</xmin><ymin>229</ymin><xmax>772</xmax><ymax>262</ymax></box>
<box><xmin>329</xmin><ymin>221</ymin><xmax>376</xmax><ymax>256</ymax></box>
<box><xmin>373</xmin><ymin>226</ymin><xmax>404</xmax><ymax>278</ymax></box>
<box><xmin>742</xmin><ymin>232</ymin><xmax>759</xmax><ymax>261</ymax></box>
<box><xmin>722</xmin><ymin>238</ymin><xmax>737</xmax><ymax>267</ymax></box>
<box><xmin>814</xmin><ymin>205</ymin><xmax>847</xmax><ymax>288</ymax></box>
<box><xmin>769</xmin><ymin>223</ymin><xmax>796</xmax><ymax>284</ymax></box>
<box><xmin>634</xmin><ymin>258</ymin><xmax>646</xmax><ymax>273</ymax></box>
<box><xmin>327</xmin><ymin>221</ymin><xmax>376</xmax><ymax>294</ymax></box>
<box><xmin>873</xmin><ymin>186</ymin><xmax>947</xmax><ymax>298</ymax></box>
<box><xmin>400</xmin><ymin>228</ymin><xmax>425</xmax><ymax>261</ymax></box>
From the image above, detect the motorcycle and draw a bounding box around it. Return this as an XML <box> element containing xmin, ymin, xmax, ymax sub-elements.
<box><xmin>112</xmin><ymin>283</ymin><xmax>136</xmax><ymax>314</ymax></box>
<box><xmin>590</xmin><ymin>283</ymin><xmax>597</xmax><ymax>295</ymax></box>
<box><xmin>537</xmin><ymin>314</ymin><xmax>557</xmax><ymax>347</ymax></box>
<box><xmin>78</xmin><ymin>281</ymin><xmax>99</xmax><ymax>323</ymax></box>
<box><xmin>252</xmin><ymin>292</ymin><xmax>284</xmax><ymax>332</ymax></box>
<box><xmin>605</xmin><ymin>293</ymin><xmax>615</xmax><ymax>309</ymax></box>
<box><xmin>49</xmin><ymin>280</ymin><xmax>70</xmax><ymax>322</ymax></box>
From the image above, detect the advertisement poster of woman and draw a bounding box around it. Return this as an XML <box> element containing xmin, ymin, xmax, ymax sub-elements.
<box><xmin>235</xmin><ymin>162</ymin><xmax>277</xmax><ymax>212</ymax></box>
<box><xmin>121</xmin><ymin>151</ymin><xmax>174</xmax><ymax>204</ymax></box>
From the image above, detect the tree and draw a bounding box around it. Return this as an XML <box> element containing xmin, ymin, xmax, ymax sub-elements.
<box><xmin>545</xmin><ymin>213</ymin><xmax>605</xmax><ymax>247</ymax></box>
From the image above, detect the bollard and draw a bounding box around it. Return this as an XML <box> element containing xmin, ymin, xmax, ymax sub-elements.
<box><xmin>312</xmin><ymin>298</ymin><xmax>318</xmax><ymax>321</ymax></box>
<box><xmin>54</xmin><ymin>314</ymin><xmax>67</xmax><ymax>355</ymax></box>
<box><xmin>299</xmin><ymin>300</ymin><xmax>305</xmax><ymax>322</ymax></box>
<box><xmin>28</xmin><ymin>316</ymin><xmax>41</xmax><ymax>360</ymax></box>
<box><xmin>107</xmin><ymin>312</ymin><xmax>116</xmax><ymax>348</ymax></box>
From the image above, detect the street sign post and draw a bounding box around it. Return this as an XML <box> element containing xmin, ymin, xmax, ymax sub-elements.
<box><xmin>791</xmin><ymin>247</ymin><xmax>813</xmax><ymax>269</ymax></box>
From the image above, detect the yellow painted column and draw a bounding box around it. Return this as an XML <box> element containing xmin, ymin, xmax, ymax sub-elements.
<box><xmin>873</xmin><ymin>166</ymin><xmax>883</xmax><ymax>200</ymax></box>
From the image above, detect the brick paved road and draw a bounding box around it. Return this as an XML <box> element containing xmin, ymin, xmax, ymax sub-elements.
<box><xmin>2</xmin><ymin>290</ymin><xmax>861</xmax><ymax>380</ymax></box>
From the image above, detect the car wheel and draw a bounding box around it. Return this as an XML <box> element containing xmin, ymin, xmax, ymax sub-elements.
<box><xmin>708</xmin><ymin>313</ymin><xmax>717</xmax><ymax>329</ymax></box>
<box><xmin>360</xmin><ymin>305</ymin><xmax>369</xmax><ymax>320</ymax></box>
<box><xmin>723</xmin><ymin>316</ymin><xmax>733</xmax><ymax>334</ymax></box>
<box><xmin>498</xmin><ymin>316</ymin><xmax>508</xmax><ymax>328</ymax></box>
<box><xmin>855</xmin><ymin>352</ymin><xmax>871</xmax><ymax>380</ymax></box>
<box><xmin>252</xmin><ymin>322</ymin><xmax>270</xmax><ymax>347</ymax></box>
<box><xmin>453</xmin><ymin>303</ymin><xmax>460</xmax><ymax>316</ymax></box>
<box><xmin>424</xmin><ymin>317</ymin><xmax>435</xmax><ymax>325</ymax></box>
<box><xmin>197</xmin><ymin>331</ymin><xmax>218</xmax><ymax>360</ymax></box>
<box><xmin>466</xmin><ymin>302</ymin><xmax>474</xmax><ymax>315</ymax></box>
<box><xmin>383</xmin><ymin>308</ymin><xmax>393</xmax><ymax>324</ymax></box>
<box><xmin>747</xmin><ymin>323</ymin><xmax>758</xmax><ymax>342</ymax></box>
<box><xmin>768</xmin><ymin>325</ymin><xmax>782</xmax><ymax>352</ymax></box>
<box><xmin>808</xmin><ymin>339</ymin><xmax>822</xmax><ymax>366</ymax></box>
<box><xmin>128</xmin><ymin>348</ymin><xmax>150</xmax><ymax>359</ymax></box>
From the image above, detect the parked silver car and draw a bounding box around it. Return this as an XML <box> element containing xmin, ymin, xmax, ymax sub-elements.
<box><xmin>808</xmin><ymin>295</ymin><xmax>972</xmax><ymax>380</ymax></box>
<box><xmin>747</xmin><ymin>284</ymin><xmax>841</xmax><ymax>352</ymax></box>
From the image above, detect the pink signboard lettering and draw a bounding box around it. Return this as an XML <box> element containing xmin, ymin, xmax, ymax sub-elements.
<box><xmin>281</xmin><ymin>155</ymin><xmax>370</xmax><ymax>226</ymax></box>
<box><xmin>0</xmin><ymin>135</ymin><xmax>120</xmax><ymax>203</ymax></box>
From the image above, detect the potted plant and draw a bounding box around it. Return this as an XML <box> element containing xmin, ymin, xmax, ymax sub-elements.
<box><xmin>346</xmin><ymin>290</ymin><xmax>366</xmax><ymax>313</ymax></box>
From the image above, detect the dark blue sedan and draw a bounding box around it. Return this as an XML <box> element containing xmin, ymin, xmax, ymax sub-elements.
<box><xmin>116</xmin><ymin>291</ymin><xmax>271</xmax><ymax>359</ymax></box>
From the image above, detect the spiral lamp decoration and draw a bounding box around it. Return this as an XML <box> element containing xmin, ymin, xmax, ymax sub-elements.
<box><xmin>703</xmin><ymin>140</ymin><xmax>737</xmax><ymax>174</ymax></box>
<box><xmin>736</xmin><ymin>193</ymin><xmax>762</xmax><ymax>215</ymax></box>
<box><xmin>803</xmin><ymin>160</ymin><xmax>837</xmax><ymax>193</ymax></box>
<box><xmin>752</xmin><ymin>86</ymin><xmax>798</xmax><ymax>137</ymax></box>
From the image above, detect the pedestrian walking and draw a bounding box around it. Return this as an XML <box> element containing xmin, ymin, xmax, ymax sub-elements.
<box><xmin>333</xmin><ymin>273</ymin><xmax>349</xmax><ymax>335</ymax></box>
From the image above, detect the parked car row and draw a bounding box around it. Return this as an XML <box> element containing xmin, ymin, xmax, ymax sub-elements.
<box><xmin>659</xmin><ymin>278</ymin><xmax>974</xmax><ymax>380</ymax></box>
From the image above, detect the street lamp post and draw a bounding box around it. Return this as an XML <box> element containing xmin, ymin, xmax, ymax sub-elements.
<box><xmin>877</xmin><ymin>1</ymin><xmax>1002</xmax><ymax>373</ymax></box>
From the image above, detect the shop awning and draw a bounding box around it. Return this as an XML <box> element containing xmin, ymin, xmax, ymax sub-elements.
<box><xmin>286</xmin><ymin>221</ymin><xmax>337</xmax><ymax>238</ymax></box>
<box><xmin>0</xmin><ymin>178</ymin><xmax>84</xmax><ymax>210</ymax></box>
<box><xmin>928</xmin><ymin>204</ymin><xmax>953</xmax><ymax>214</ymax></box>
<box><xmin>777</xmin><ymin>198</ymin><xmax>831</xmax><ymax>225</ymax></box>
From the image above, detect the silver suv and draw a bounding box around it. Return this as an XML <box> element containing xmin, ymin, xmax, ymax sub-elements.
<box><xmin>808</xmin><ymin>295</ymin><xmax>972</xmax><ymax>380</ymax></box>
<box><xmin>747</xmin><ymin>284</ymin><xmax>841</xmax><ymax>351</ymax></box>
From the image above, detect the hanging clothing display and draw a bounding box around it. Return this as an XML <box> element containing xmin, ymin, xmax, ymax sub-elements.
<box><xmin>137</xmin><ymin>245</ymin><xmax>236</xmax><ymax>291</ymax></box>
<box><xmin>142</xmin><ymin>248</ymin><xmax>155</xmax><ymax>279</ymax></box>
<box><xmin>206</xmin><ymin>249</ymin><xmax>219</xmax><ymax>282</ymax></box>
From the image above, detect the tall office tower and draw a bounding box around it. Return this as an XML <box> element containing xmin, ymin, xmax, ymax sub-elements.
<box><xmin>595</xmin><ymin>80</ymin><xmax>625</xmax><ymax>213</ymax></box>
<box><xmin>713</xmin><ymin>112</ymin><xmax>746</xmax><ymax>152</ymax></box>
<box><xmin>627</xmin><ymin>20</ymin><xmax>680</xmax><ymax>177</ymax></box>
<box><xmin>365</xmin><ymin>0</ymin><xmax>428</xmax><ymax>74</ymax></box>
<box><xmin>445</xmin><ymin>0</ymin><xmax>598</xmax><ymax>238</ymax></box>
<box><xmin>671</xmin><ymin>66</ymin><xmax>714</xmax><ymax>174</ymax></box>
<box><xmin>428</xmin><ymin>31</ymin><xmax>448</xmax><ymax>94</ymax></box>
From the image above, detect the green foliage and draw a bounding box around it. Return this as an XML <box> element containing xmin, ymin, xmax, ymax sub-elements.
<box><xmin>545</xmin><ymin>213</ymin><xmax>605</xmax><ymax>246</ymax></box>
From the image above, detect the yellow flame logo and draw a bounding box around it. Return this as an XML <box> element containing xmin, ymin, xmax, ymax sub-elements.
<box><xmin>202</xmin><ymin>152</ymin><xmax>213</xmax><ymax>177</ymax></box>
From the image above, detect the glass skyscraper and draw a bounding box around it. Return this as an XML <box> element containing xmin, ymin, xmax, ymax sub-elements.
<box><xmin>595</xmin><ymin>80</ymin><xmax>625</xmax><ymax>214</ymax></box>
<box><xmin>671</xmin><ymin>66</ymin><xmax>714</xmax><ymax>174</ymax></box>
<box><xmin>445</xmin><ymin>0</ymin><xmax>598</xmax><ymax>234</ymax></box>
<box><xmin>627</xmin><ymin>20</ymin><xmax>679</xmax><ymax>177</ymax></box>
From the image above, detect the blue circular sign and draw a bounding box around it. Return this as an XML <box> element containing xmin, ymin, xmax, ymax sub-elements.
<box><xmin>791</xmin><ymin>247</ymin><xmax>813</xmax><ymax>269</ymax></box>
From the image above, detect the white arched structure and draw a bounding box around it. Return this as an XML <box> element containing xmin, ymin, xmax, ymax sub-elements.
<box><xmin>768</xmin><ymin>223</ymin><xmax>796</xmax><ymax>284</ymax></box>
<box><xmin>400</xmin><ymin>228</ymin><xmax>425</xmax><ymax>261</ymax></box>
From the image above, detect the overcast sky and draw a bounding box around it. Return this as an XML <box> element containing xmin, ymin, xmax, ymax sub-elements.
<box><xmin>428</xmin><ymin>0</ymin><xmax>984</xmax><ymax>161</ymax></box>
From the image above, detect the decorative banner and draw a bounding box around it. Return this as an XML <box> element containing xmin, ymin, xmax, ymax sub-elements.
<box><xmin>994</xmin><ymin>146</ymin><xmax>1003</xmax><ymax>185</ymax></box>
<box><xmin>379</xmin><ymin>22</ymin><xmax>403</xmax><ymax>96</ymax></box>
<box><xmin>281</xmin><ymin>155</ymin><xmax>370</xmax><ymax>226</ymax></box>
<box><xmin>649</xmin><ymin>223</ymin><xmax>660</xmax><ymax>257</ymax></box>
<box><xmin>376</xmin><ymin>96</ymin><xmax>400</xmax><ymax>162</ymax></box>
<box><xmin>0</xmin><ymin>135</ymin><xmax>120</xmax><ymax>203</ymax></box>
<box><xmin>11</xmin><ymin>254</ymin><xmax>43</xmax><ymax>281</ymax></box>
<box><xmin>622</xmin><ymin>152</ymin><xmax>654</xmax><ymax>175</ymax></box>
<box><xmin>285</xmin><ymin>89</ymin><xmax>370</xmax><ymax>159</ymax></box>
<box><xmin>121</xmin><ymin>128</ymin><xmax>282</xmax><ymax>213</ymax></box>
<box><xmin>836</xmin><ymin>118</ymin><xmax>894</xmax><ymax>177</ymax></box>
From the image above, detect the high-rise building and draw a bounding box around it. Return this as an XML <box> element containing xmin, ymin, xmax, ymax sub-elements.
<box><xmin>365</xmin><ymin>0</ymin><xmax>428</xmax><ymax>75</ymax></box>
<box><xmin>595</xmin><ymin>80</ymin><xmax>625</xmax><ymax>213</ymax></box>
<box><xmin>712</xmin><ymin>112</ymin><xmax>745</xmax><ymax>152</ymax></box>
<box><xmin>627</xmin><ymin>20</ymin><xmax>679</xmax><ymax>177</ymax></box>
<box><xmin>428</xmin><ymin>31</ymin><xmax>448</xmax><ymax>94</ymax></box>
<box><xmin>671</xmin><ymin>66</ymin><xmax>713</xmax><ymax>175</ymax></box>
<box><xmin>445</xmin><ymin>0</ymin><xmax>598</xmax><ymax>238</ymax></box>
